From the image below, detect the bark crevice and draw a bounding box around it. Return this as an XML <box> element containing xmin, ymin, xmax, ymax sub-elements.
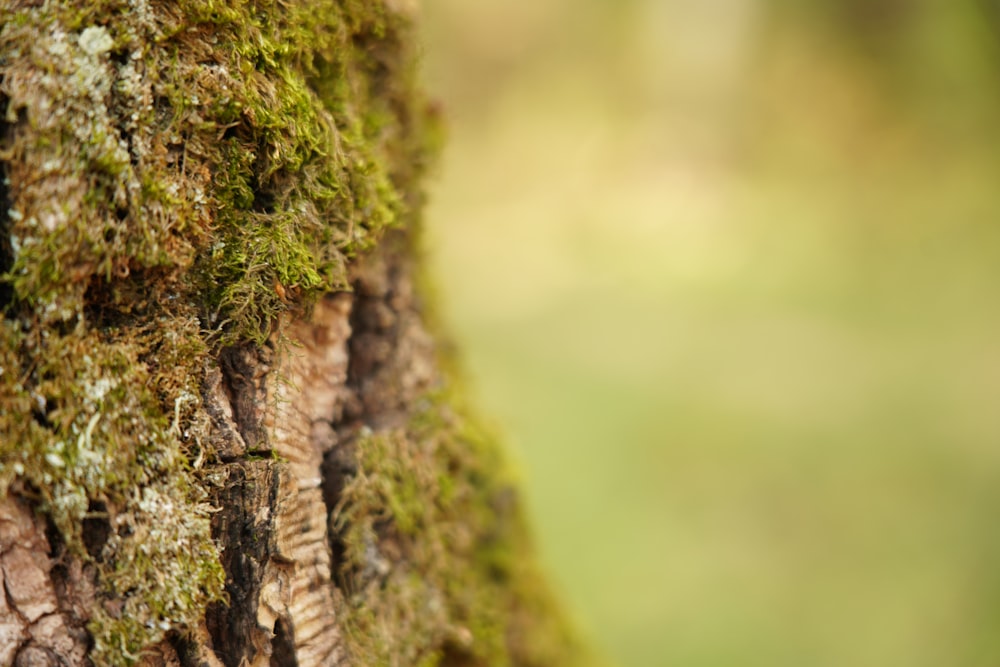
<box><xmin>204</xmin><ymin>461</ymin><xmax>282</xmax><ymax>667</ymax></box>
<box><xmin>0</xmin><ymin>101</ymin><xmax>12</xmax><ymax>313</ymax></box>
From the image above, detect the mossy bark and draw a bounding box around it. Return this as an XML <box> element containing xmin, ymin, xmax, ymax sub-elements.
<box><xmin>0</xmin><ymin>2</ymin><xmax>587</xmax><ymax>666</ymax></box>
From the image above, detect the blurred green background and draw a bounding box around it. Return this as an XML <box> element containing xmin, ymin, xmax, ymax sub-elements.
<box><xmin>419</xmin><ymin>1</ymin><xmax>1000</xmax><ymax>665</ymax></box>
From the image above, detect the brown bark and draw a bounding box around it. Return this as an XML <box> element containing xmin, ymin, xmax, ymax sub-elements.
<box><xmin>194</xmin><ymin>233</ymin><xmax>439</xmax><ymax>667</ymax></box>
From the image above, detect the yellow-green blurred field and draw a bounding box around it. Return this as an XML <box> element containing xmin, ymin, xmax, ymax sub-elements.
<box><xmin>420</xmin><ymin>2</ymin><xmax>1000</xmax><ymax>665</ymax></box>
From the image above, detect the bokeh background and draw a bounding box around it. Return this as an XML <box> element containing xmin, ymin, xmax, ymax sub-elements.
<box><xmin>419</xmin><ymin>2</ymin><xmax>1000</xmax><ymax>665</ymax></box>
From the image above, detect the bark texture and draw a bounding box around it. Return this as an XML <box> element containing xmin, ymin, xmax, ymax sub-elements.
<box><xmin>0</xmin><ymin>1</ymin><xmax>588</xmax><ymax>666</ymax></box>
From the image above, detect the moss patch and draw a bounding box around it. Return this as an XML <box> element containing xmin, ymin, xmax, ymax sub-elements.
<box><xmin>333</xmin><ymin>391</ymin><xmax>594</xmax><ymax>667</ymax></box>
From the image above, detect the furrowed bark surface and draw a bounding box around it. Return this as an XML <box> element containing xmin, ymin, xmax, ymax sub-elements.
<box><xmin>0</xmin><ymin>2</ymin><xmax>590</xmax><ymax>666</ymax></box>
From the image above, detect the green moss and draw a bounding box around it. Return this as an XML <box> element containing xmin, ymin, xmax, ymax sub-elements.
<box><xmin>173</xmin><ymin>0</ymin><xmax>422</xmax><ymax>344</ymax></box>
<box><xmin>0</xmin><ymin>0</ymin><xmax>434</xmax><ymax>663</ymax></box>
<box><xmin>333</xmin><ymin>390</ymin><xmax>594</xmax><ymax>667</ymax></box>
<box><xmin>0</xmin><ymin>316</ymin><xmax>224</xmax><ymax>665</ymax></box>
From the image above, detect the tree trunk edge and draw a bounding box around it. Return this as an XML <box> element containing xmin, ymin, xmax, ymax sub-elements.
<box><xmin>0</xmin><ymin>2</ymin><xmax>596</xmax><ymax>666</ymax></box>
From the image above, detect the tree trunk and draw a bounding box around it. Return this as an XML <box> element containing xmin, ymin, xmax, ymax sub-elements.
<box><xmin>0</xmin><ymin>2</ymin><xmax>586</xmax><ymax>666</ymax></box>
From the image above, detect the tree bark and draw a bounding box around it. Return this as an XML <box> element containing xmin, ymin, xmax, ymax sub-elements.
<box><xmin>0</xmin><ymin>2</ymin><xmax>587</xmax><ymax>666</ymax></box>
